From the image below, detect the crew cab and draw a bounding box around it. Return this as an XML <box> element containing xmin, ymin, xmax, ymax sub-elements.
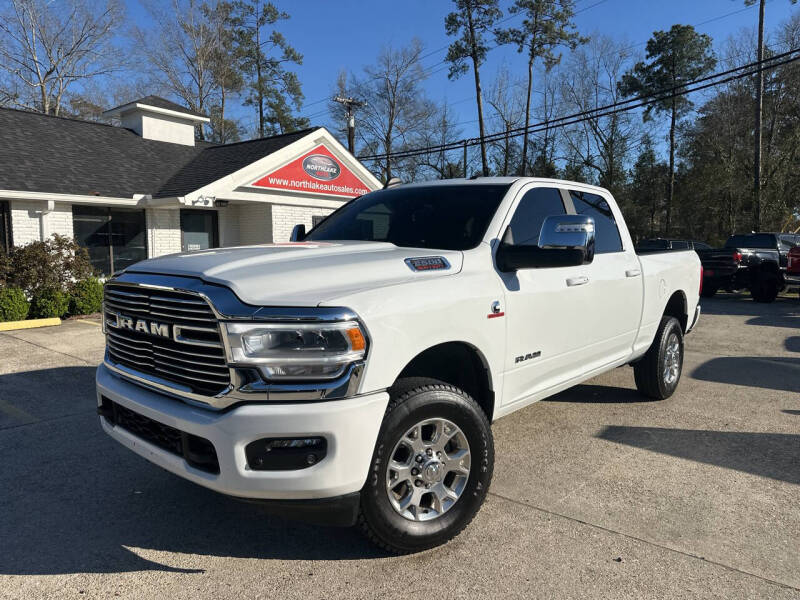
<box><xmin>697</xmin><ymin>233</ymin><xmax>796</xmax><ymax>302</ymax></box>
<box><xmin>96</xmin><ymin>178</ymin><xmax>701</xmax><ymax>553</ymax></box>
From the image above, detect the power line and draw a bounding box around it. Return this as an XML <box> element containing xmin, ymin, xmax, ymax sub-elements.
<box><xmin>357</xmin><ymin>47</ymin><xmax>800</xmax><ymax>162</ymax></box>
<box><xmin>301</xmin><ymin>0</ymin><xmax>763</xmax><ymax>126</ymax></box>
<box><xmin>297</xmin><ymin>0</ymin><xmax>609</xmax><ymax>118</ymax></box>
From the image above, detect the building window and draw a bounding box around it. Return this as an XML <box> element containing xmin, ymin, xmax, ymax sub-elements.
<box><xmin>312</xmin><ymin>215</ymin><xmax>326</xmax><ymax>228</ymax></box>
<box><xmin>0</xmin><ymin>201</ymin><xmax>11</xmax><ymax>253</ymax></box>
<box><xmin>72</xmin><ymin>206</ymin><xmax>147</xmax><ymax>275</ymax></box>
<box><xmin>181</xmin><ymin>209</ymin><xmax>219</xmax><ymax>252</ymax></box>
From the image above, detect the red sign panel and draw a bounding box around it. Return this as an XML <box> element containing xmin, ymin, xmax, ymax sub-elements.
<box><xmin>251</xmin><ymin>144</ymin><xmax>373</xmax><ymax>197</ymax></box>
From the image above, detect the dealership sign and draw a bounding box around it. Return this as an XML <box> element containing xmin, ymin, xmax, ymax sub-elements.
<box><xmin>250</xmin><ymin>145</ymin><xmax>372</xmax><ymax>197</ymax></box>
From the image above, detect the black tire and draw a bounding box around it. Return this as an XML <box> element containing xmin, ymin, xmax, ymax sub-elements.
<box><xmin>751</xmin><ymin>273</ymin><xmax>779</xmax><ymax>303</ymax></box>
<box><xmin>358</xmin><ymin>377</ymin><xmax>494</xmax><ymax>554</ymax></box>
<box><xmin>700</xmin><ymin>286</ymin><xmax>718</xmax><ymax>298</ymax></box>
<box><xmin>633</xmin><ymin>316</ymin><xmax>684</xmax><ymax>400</ymax></box>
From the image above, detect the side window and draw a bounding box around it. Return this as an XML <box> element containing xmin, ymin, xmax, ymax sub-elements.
<box><xmin>569</xmin><ymin>191</ymin><xmax>623</xmax><ymax>254</ymax></box>
<box><xmin>779</xmin><ymin>234</ymin><xmax>797</xmax><ymax>249</ymax></box>
<box><xmin>507</xmin><ymin>187</ymin><xmax>566</xmax><ymax>246</ymax></box>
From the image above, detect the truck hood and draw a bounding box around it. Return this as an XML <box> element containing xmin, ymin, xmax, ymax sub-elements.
<box><xmin>125</xmin><ymin>241</ymin><xmax>463</xmax><ymax>306</ymax></box>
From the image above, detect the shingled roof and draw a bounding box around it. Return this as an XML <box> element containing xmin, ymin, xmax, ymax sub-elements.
<box><xmin>0</xmin><ymin>107</ymin><xmax>318</xmax><ymax>199</ymax></box>
<box><xmin>154</xmin><ymin>128</ymin><xmax>318</xmax><ymax>198</ymax></box>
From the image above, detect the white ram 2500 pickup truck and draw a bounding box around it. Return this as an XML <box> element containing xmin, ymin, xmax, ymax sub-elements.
<box><xmin>97</xmin><ymin>178</ymin><xmax>701</xmax><ymax>553</ymax></box>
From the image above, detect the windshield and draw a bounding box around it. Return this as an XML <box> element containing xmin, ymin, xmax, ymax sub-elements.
<box><xmin>725</xmin><ymin>234</ymin><xmax>777</xmax><ymax>249</ymax></box>
<box><xmin>305</xmin><ymin>184</ymin><xmax>510</xmax><ymax>250</ymax></box>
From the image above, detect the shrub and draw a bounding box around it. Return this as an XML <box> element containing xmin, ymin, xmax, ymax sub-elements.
<box><xmin>29</xmin><ymin>288</ymin><xmax>69</xmax><ymax>319</ymax></box>
<box><xmin>5</xmin><ymin>234</ymin><xmax>94</xmax><ymax>296</ymax></box>
<box><xmin>0</xmin><ymin>287</ymin><xmax>30</xmax><ymax>322</ymax></box>
<box><xmin>69</xmin><ymin>277</ymin><xmax>104</xmax><ymax>315</ymax></box>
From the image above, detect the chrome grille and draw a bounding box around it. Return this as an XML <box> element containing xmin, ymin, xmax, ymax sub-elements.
<box><xmin>104</xmin><ymin>283</ymin><xmax>230</xmax><ymax>396</ymax></box>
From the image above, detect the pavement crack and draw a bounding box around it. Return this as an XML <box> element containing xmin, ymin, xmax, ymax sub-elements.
<box><xmin>487</xmin><ymin>491</ymin><xmax>800</xmax><ymax>593</ymax></box>
<box><xmin>0</xmin><ymin>408</ymin><xmax>97</xmax><ymax>431</ymax></box>
<box><xmin>0</xmin><ymin>331</ymin><xmax>94</xmax><ymax>365</ymax></box>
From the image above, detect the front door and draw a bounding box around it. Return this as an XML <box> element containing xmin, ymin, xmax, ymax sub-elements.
<box><xmin>181</xmin><ymin>209</ymin><xmax>219</xmax><ymax>252</ymax></box>
<box><xmin>497</xmin><ymin>185</ymin><xmax>596</xmax><ymax>407</ymax></box>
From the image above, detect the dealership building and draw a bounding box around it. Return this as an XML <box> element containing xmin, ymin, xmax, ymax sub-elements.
<box><xmin>0</xmin><ymin>96</ymin><xmax>380</xmax><ymax>275</ymax></box>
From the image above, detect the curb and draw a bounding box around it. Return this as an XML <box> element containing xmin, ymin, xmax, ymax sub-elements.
<box><xmin>0</xmin><ymin>317</ymin><xmax>62</xmax><ymax>331</ymax></box>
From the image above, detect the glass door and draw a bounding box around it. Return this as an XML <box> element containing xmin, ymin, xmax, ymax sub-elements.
<box><xmin>181</xmin><ymin>209</ymin><xmax>219</xmax><ymax>252</ymax></box>
<box><xmin>72</xmin><ymin>206</ymin><xmax>146</xmax><ymax>275</ymax></box>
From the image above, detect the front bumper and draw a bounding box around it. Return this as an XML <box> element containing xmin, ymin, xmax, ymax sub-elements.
<box><xmin>97</xmin><ymin>363</ymin><xmax>389</xmax><ymax>501</ymax></box>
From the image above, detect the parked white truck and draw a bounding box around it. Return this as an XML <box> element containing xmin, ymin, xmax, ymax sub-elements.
<box><xmin>97</xmin><ymin>178</ymin><xmax>701</xmax><ymax>553</ymax></box>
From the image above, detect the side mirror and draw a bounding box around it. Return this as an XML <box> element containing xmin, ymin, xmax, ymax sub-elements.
<box><xmin>496</xmin><ymin>214</ymin><xmax>595</xmax><ymax>272</ymax></box>
<box><xmin>290</xmin><ymin>224</ymin><xmax>306</xmax><ymax>242</ymax></box>
<box><xmin>539</xmin><ymin>215</ymin><xmax>595</xmax><ymax>263</ymax></box>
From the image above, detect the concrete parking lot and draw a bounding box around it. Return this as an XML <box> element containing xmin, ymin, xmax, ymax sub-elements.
<box><xmin>0</xmin><ymin>294</ymin><xmax>798</xmax><ymax>599</ymax></box>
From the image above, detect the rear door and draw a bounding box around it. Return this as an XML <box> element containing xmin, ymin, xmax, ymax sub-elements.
<box><xmin>567</xmin><ymin>189</ymin><xmax>643</xmax><ymax>366</ymax></box>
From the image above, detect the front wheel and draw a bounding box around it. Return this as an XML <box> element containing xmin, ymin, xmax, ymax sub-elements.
<box><xmin>358</xmin><ymin>378</ymin><xmax>494</xmax><ymax>554</ymax></box>
<box><xmin>633</xmin><ymin>316</ymin><xmax>684</xmax><ymax>400</ymax></box>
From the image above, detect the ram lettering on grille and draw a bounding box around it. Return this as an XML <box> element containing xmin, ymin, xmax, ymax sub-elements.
<box><xmin>103</xmin><ymin>284</ymin><xmax>231</xmax><ymax>396</ymax></box>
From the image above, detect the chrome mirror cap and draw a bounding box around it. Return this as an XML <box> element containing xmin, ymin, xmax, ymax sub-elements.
<box><xmin>539</xmin><ymin>215</ymin><xmax>595</xmax><ymax>263</ymax></box>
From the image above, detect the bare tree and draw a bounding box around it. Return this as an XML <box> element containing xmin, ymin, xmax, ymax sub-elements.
<box><xmin>204</xmin><ymin>1</ymin><xmax>243</xmax><ymax>143</ymax></box>
<box><xmin>496</xmin><ymin>0</ymin><xmax>583</xmax><ymax>175</ymax></box>
<box><xmin>0</xmin><ymin>0</ymin><xmax>123</xmax><ymax>115</ymax></box>
<box><xmin>354</xmin><ymin>40</ymin><xmax>432</xmax><ymax>182</ymax></box>
<box><xmin>409</xmin><ymin>100</ymin><xmax>464</xmax><ymax>180</ymax></box>
<box><xmin>486</xmin><ymin>65</ymin><xmax>525</xmax><ymax>175</ymax></box>
<box><xmin>134</xmin><ymin>0</ymin><xmax>219</xmax><ymax>139</ymax></box>
<box><xmin>561</xmin><ymin>35</ymin><xmax>642</xmax><ymax>195</ymax></box>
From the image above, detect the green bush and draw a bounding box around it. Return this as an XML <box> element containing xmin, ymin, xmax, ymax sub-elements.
<box><xmin>5</xmin><ymin>234</ymin><xmax>94</xmax><ymax>296</ymax></box>
<box><xmin>69</xmin><ymin>277</ymin><xmax>104</xmax><ymax>315</ymax></box>
<box><xmin>0</xmin><ymin>287</ymin><xmax>30</xmax><ymax>322</ymax></box>
<box><xmin>29</xmin><ymin>288</ymin><xmax>69</xmax><ymax>319</ymax></box>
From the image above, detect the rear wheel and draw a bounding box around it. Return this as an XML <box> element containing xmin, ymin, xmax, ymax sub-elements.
<box><xmin>633</xmin><ymin>316</ymin><xmax>684</xmax><ymax>400</ymax></box>
<box><xmin>751</xmin><ymin>273</ymin><xmax>779</xmax><ymax>303</ymax></box>
<box><xmin>358</xmin><ymin>377</ymin><xmax>493</xmax><ymax>554</ymax></box>
<box><xmin>700</xmin><ymin>286</ymin><xmax>717</xmax><ymax>298</ymax></box>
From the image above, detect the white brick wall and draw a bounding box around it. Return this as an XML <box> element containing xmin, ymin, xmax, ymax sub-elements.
<box><xmin>146</xmin><ymin>208</ymin><xmax>181</xmax><ymax>257</ymax></box>
<box><xmin>9</xmin><ymin>200</ymin><xmax>73</xmax><ymax>245</ymax></box>
<box><xmin>218</xmin><ymin>204</ymin><xmax>240</xmax><ymax>247</ymax></box>
<box><xmin>271</xmin><ymin>204</ymin><xmax>335</xmax><ymax>243</ymax></box>
<box><xmin>44</xmin><ymin>203</ymin><xmax>73</xmax><ymax>239</ymax></box>
<box><xmin>238</xmin><ymin>203</ymin><xmax>273</xmax><ymax>245</ymax></box>
<box><xmin>9</xmin><ymin>201</ymin><xmax>41</xmax><ymax>245</ymax></box>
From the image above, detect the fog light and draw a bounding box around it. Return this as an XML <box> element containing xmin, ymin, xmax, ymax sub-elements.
<box><xmin>245</xmin><ymin>437</ymin><xmax>327</xmax><ymax>471</ymax></box>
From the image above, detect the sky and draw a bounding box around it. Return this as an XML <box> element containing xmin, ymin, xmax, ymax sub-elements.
<box><xmin>125</xmin><ymin>0</ymin><xmax>797</xmax><ymax>152</ymax></box>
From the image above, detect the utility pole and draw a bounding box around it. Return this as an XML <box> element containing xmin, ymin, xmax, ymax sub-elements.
<box><xmin>333</xmin><ymin>96</ymin><xmax>366</xmax><ymax>154</ymax></box>
<box><xmin>753</xmin><ymin>0</ymin><xmax>765</xmax><ymax>232</ymax></box>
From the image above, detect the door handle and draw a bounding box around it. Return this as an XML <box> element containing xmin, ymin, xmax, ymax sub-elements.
<box><xmin>566</xmin><ymin>276</ymin><xmax>589</xmax><ymax>287</ymax></box>
<box><xmin>626</xmin><ymin>269</ymin><xmax>641</xmax><ymax>278</ymax></box>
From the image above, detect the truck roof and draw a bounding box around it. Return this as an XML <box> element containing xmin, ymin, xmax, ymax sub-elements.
<box><xmin>396</xmin><ymin>177</ymin><xmax>611</xmax><ymax>196</ymax></box>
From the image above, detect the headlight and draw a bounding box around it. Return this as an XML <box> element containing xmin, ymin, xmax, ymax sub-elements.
<box><xmin>224</xmin><ymin>321</ymin><xmax>367</xmax><ymax>380</ymax></box>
